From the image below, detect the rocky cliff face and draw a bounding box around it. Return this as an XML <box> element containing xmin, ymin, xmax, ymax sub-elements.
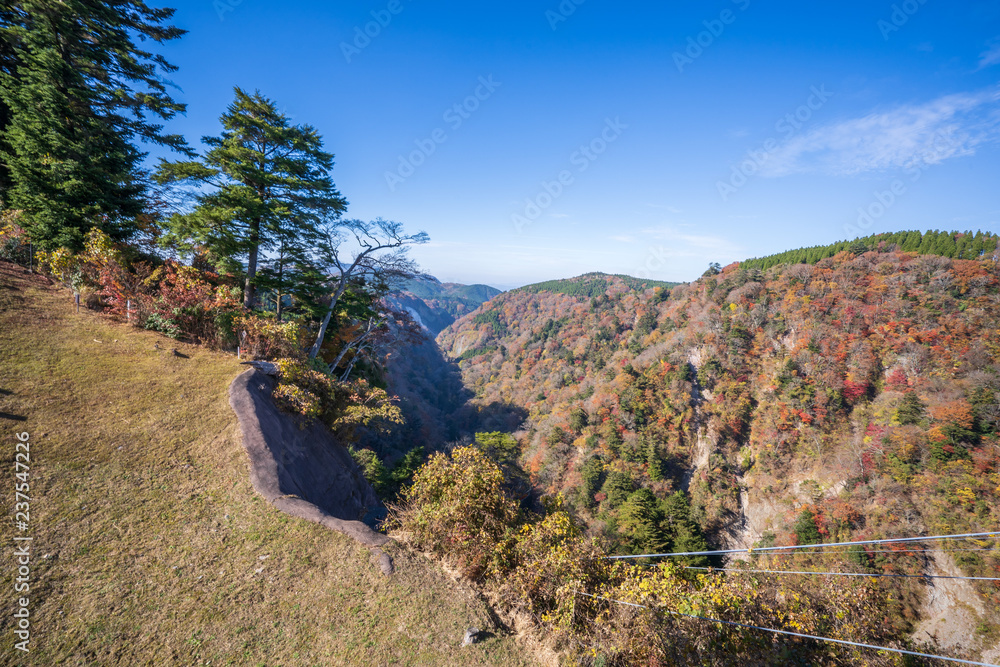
<box><xmin>229</xmin><ymin>368</ymin><xmax>388</xmax><ymax>547</ymax></box>
<box><xmin>385</xmin><ymin>275</ymin><xmax>501</xmax><ymax>338</ymax></box>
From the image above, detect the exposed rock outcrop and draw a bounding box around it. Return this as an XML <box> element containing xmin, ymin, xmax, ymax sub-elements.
<box><xmin>229</xmin><ymin>369</ymin><xmax>389</xmax><ymax>549</ymax></box>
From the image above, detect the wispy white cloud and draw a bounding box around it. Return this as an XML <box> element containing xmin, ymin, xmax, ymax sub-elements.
<box><xmin>627</xmin><ymin>226</ymin><xmax>746</xmax><ymax>281</ymax></box>
<box><xmin>610</xmin><ymin>235</ymin><xmax>635</xmax><ymax>243</ymax></box>
<box><xmin>760</xmin><ymin>88</ymin><xmax>1000</xmax><ymax>177</ymax></box>
<box><xmin>979</xmin><ymin>41</ymin><xmax>1000</xmax><ymax>69</ymax></box>
<box><xmin>645</xmin><ymin>203</ymin><xmax>682</xmax><ymax>214</ymax></box>
<box><xmin>638</xmin><ymin>226</ymin><xmax>744</xmax><ymax>258</ymax></box>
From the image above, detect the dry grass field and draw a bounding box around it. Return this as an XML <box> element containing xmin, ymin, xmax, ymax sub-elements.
<box><xmin>0</xmin><ymin>261</ymin><xmax>534</xmax><ymax>666</ymax></box>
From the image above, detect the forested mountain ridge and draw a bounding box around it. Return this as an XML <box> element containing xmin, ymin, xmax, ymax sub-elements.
<box><xmin>385</xmin><ymin>275</ymin><xmax>502</xmax><ymax>337</ymax></box>
<box><xmin>514</xmin><ymin>272</ymin><xmax>679</xmax><ymax>299</ymax></box>
<box><xmin>437</xmin><ymin>232</ymin><xmax>1000</xmax><ymax>648</ymax></box>
<box><xmin>742</xmin><ymin>229</ymin><xmax>1000</xmax><ymax>271</ymax></box>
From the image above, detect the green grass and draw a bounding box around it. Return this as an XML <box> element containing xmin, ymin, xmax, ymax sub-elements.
<box><xmin>0</xmin><ymin>261</ymin><xmax>535</xmax><ymax>666</ymax></box>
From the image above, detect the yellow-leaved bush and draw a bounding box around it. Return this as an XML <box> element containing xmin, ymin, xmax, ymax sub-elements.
<box><xmin>272</xmin><ymin>358</ymin><xmax>402</xmax><ymax>442</ymax></box>
<box><xmin>393</xmin><ymin>446</ymin><xmax>910</xmax><ymax>665</ymax></box>
<box><xmin>234</xmin><ymin>315</ymin><xmax>307</xmax><ymax>360</ymax></box>
<box><xmin>393</xmin><ymin>446</ymin><xmax>519</xmax><ymax>580</ymax></box>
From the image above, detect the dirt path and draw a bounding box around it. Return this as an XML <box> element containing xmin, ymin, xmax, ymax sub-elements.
<box><xmin>913</xmin><ymin>549</ymin><xmax>988</xmax><ymax>654</ymax></box>
<box><xmin>682</xmin><ymin>348</ymin><xmax>714</xmax><ymax>491</ymax></box>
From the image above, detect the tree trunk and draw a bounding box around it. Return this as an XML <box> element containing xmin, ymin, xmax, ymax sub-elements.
<box><xmin>308</xmin><ymin>278</ymin><xmax>351</xmax><ymax>360</ymax></box>
<box><xmin>275</xmin><ymin>255</ymin><xmax>283</xmax><ymax>322</ymax></box>
<box><xmin>341</xmin><ymin>353</ymin><xmax>361</xmax><ymax>382</ymax></box>
<box><xmin>328</xmin><ymin>340</ymin><xmax>354</xmax><ymax>375</ymax></box>
<box><xmin>244</xmin><ymin>219</ymin><xmax>260</xmax><ymax>309</ymax></box>
<box><xmin>309</xmin><ymin>298</ymin><xmax>335</xmax><ymax>360</ymax></box>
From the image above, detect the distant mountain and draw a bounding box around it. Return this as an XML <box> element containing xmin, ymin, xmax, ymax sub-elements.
<box><xmin>386</xmin><ymin>275</ymin><xmax>502</xmax><ymax>339</ymax></box>
<box><xmin>436</xmin><ymin>232</ymin><xmax>1000</xmax><ymax>650</ymax></box>
<box><xmin>362</xmin><ymin>276</ymin><xmax>518</xmax><ymax>460</ymax></box>
<box><xmin>515</xmin><ymin>272</ymin><xmax>679</xmax><ymax>298</ymax></box>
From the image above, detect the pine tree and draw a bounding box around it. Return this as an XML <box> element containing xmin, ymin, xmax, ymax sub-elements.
<box><xmin>579</xmin><ymin>456</ymin><xmax>604</xmax><ymax>508</ymax></box>
<box><xmin>254</xmin><ymin>237</ymin><xmax>321</xmax><ymax>322</ymax></box>
<box><xmin>0</xmin><ymin>3</ymin><xmax>22</xmax><ymax>201</ymax></box>
<box><xmin>157</xmin><ymin>88</ymin><xmax>347</xmax><ymax>309</ymax></box>
<box><xmin>0</xmin><ymin>0</ymin><xmax>188</xmax><ymax>249</ymax></box>
<box><xmin>659</xmin><ymin>491</ymin><xmax>709</xmax><ymax>566</ymax></box>
<box><xmin>617</xmin><ymin>488</ymin><xmax>668</xmax><ymax>554</ymax></box>
<box><xmin>794</xmin><ymin>508</ymin><xmax>822</xmax><ymax>545</ymax></box>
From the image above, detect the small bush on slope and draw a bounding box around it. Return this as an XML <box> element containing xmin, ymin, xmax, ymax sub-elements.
<box><xmin>393</xmin><ymin>447</ymin><xmax>915</xmax><ymax>666</ymax></box>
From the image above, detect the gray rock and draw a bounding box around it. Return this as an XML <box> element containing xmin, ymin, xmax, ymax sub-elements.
<box><xmin>372</xmin><ymin>548</ymin><xmax>394</xmax><ymax>577</ymax></box>
<box><xmin>240</xmin><ymin>360</ymin><xmax>280</xmax><ymax>376</ymax></box>
<box><xmin>462</xmin><ymin>627</ymin><xmax>480</xmax><ymax>647</ymax></box>
<box><xmin>228</xmin><ymin>369</ymin><xmax>390</xmax><ymax>549</ymax></box>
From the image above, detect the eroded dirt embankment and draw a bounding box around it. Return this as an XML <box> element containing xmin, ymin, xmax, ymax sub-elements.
<box><xmin>229</xmin><ymin>368</ymin><xmax>389</xmax><ymax>549</ymax></box>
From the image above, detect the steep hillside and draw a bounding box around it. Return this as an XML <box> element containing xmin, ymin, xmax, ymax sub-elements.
<box><xmin>438</xmin><ymin>232</ymin><xmax>1000</xmax><ymax>655</ymax></box>
<box><xmin>0</xmin><ymin>261</ymin><xmax>534</xmax><ymax>666</ymax></box>
<box><xmin>387</xmin><ymin>275</ymin><xmax>502</xmax><ymax>337</ymax></box>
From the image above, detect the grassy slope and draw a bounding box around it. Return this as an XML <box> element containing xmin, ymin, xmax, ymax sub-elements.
<box><xmin>0</xmin><ymin>262</ymin><xmax>533</xmax><ymax>666</ymax></box>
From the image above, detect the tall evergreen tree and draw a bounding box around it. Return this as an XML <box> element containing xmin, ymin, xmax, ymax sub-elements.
<box><xmin>0</xmin><ymin>2</ymin><xmax>23</xmax><ymax>202</ymax></box>
<box><xmin>254</xmin><ymin>236</ymin><xmax>322</xmax><ymax>322</ymax></box>
<box><xmin>617</xmin><ymin>488</ymin><xmax>668</xmax><ymax>554</ymax></box>
<box><xmin>157</xmin><ymin>88</ymin><xmax>347</xmax><ymax>309</ymax></box>
<box><xmin>0</xmin><ymin>0</ymin><xmax>188</xmax><ymax>249</ymax></box>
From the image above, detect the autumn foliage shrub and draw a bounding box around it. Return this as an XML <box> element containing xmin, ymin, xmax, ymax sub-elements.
<box><xmin>393</xmin><ymin>446</ymin><xmax>520</xmax><ymax>579</ymax></box>
<box><xmin>234</xmin><ymin>314</ymin><xmax>308</xmax><ymax>360</ymax></box>
<box><xmin>394</xmin><ymin>447</ymin><xmax>909</xmax><ymax>665</ymax></box>
<box><xmin>144</xmin><ymin>262</ymin><xmax>242</xmax><ymax>344</ymax></box>
<box><xmin>272</xmin><ymin>358</ymin><xmax>402</xmax><ymax>442</ymax></box>
<box><xmin>32</xmin><ymin>228</ymin><xmax>244</xmax><ymax>347</ymax></box>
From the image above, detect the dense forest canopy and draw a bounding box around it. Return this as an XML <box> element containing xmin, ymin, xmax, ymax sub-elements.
<box><xmin>438</xmin><ymin>239</ymin><xmax>1000</xmax><ymax>641</ymax></box>
<box><xmin>516</xmin><ymin>272</ymin><xmax>680</xmax><ymax>298</ymax></box>
<box><xmin>741</xmin><ymin>230</ymin><xmax>1000</xmax><ymax>272</ymax></box>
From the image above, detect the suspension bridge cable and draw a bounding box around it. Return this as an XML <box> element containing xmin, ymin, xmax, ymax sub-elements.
<box><xmin>573</xmin><ymin>591</ymin><xmax>1000</xmax><ymax>667</ymax></box>
<box><xmin>603</xmin><ymin>531</ymin><xmax>1000</xmax><ymax>560</ymax></box>
<box><xmin>678</xmin><ymin>566</ymin><xmax>1000</xmax><ymax>582</ymax></box>
<box><xmin>759</xmin><ymin>547</ymin><xmax>997</xmax><ymax>555</ymax></box>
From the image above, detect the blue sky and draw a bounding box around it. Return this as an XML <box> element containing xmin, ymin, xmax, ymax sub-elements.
<box><xmin>155</xmin><ymin>0</ymin><xmax>1000</xmax><ymax>289</ymax></box>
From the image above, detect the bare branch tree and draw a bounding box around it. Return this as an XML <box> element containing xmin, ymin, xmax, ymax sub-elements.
<box><xmin>308</xmin><ymin>218</ymin><xmax>428</xmax><ymax>360</ymax></box>
<box><xmin>332</xmin><ymin>305</ymin><xmax>426</xmax><ymax>381</ymax></box>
